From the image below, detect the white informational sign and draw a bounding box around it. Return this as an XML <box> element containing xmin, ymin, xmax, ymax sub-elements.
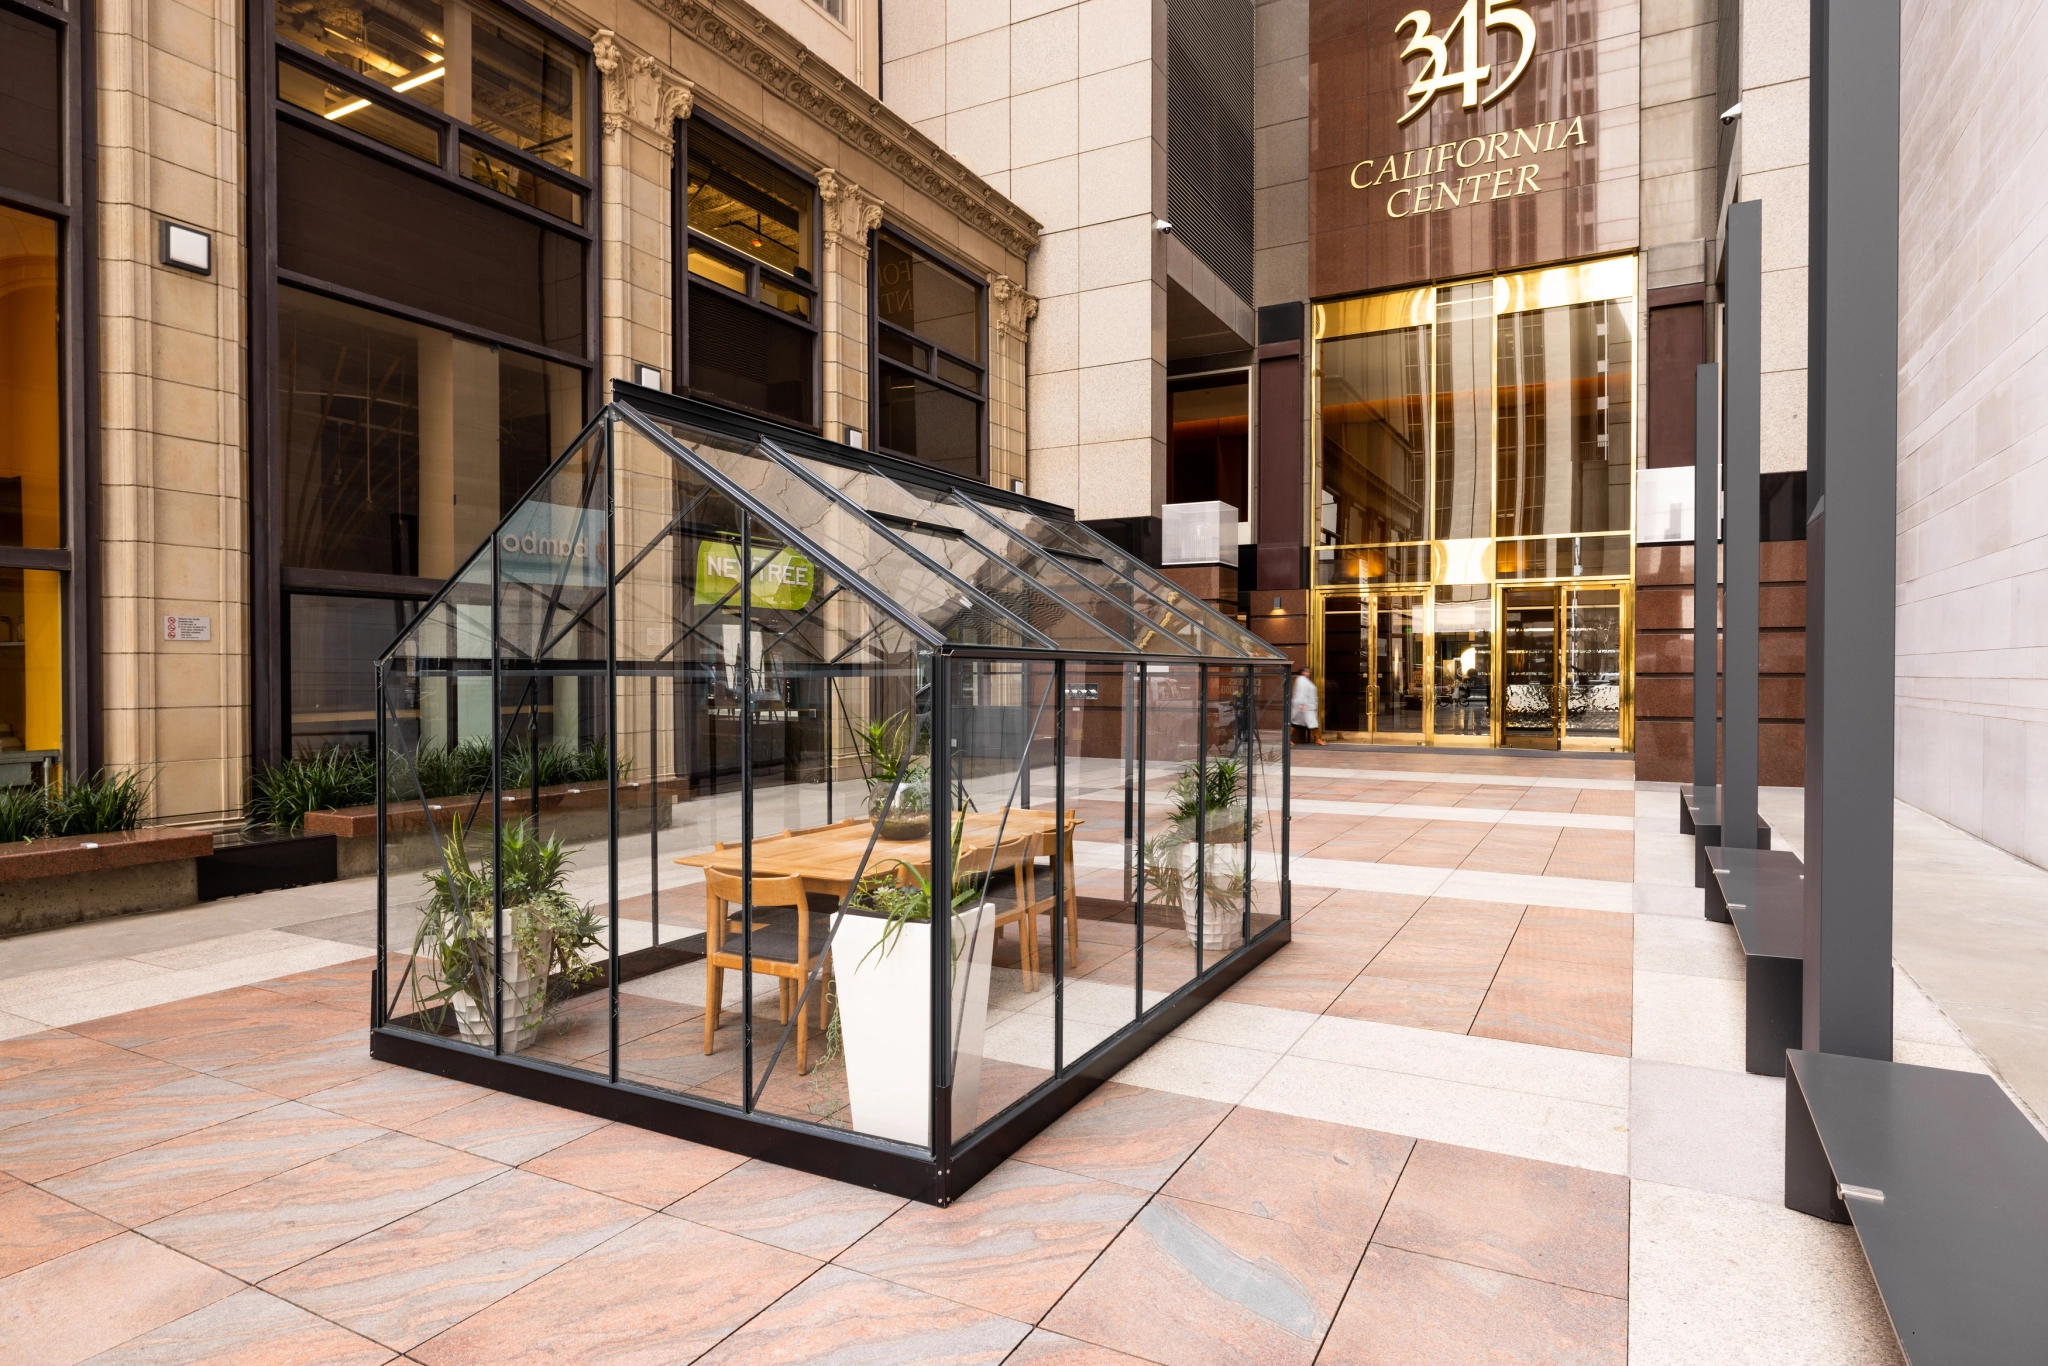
<box><xmin>163</xmin><ymin>615</ymin><xmax>211</xmax><ymax>642</ymax></box>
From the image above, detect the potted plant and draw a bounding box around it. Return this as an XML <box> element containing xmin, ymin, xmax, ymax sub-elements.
<box><xmin>411</xmin><ymin>815</ymin><xmax>603</xmax><ymax>1051</ymax></box>
<box><xmin>831</xmin><ymin>810</ymin><xmax>997</xmax><ymax>1146</ymax></box>
<box><xmin>1142</xmin><ymin>757</ymin><xmax>1257</xmax><ymax>951</ymax></box>
<box><xmin>849</xmin><ymin>710</ymin><xmax>932</xmax><ymax>841</ymax></box>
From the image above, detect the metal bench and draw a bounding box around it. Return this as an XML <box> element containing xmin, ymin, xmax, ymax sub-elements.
<box><xmin>1703</xmin><ymin>845</ymin><xmax>1804</xmax><ymax>1076</ymax></box>
<box><xmin>1678</xmin><ymin>786</ymin><xmax>1773</xmax><ymax>887</ymax></box>
<box><xmin>1787</xmin><ymin>1050</ymin><xmax>2048</xmax><ymax>1364</ymax></box>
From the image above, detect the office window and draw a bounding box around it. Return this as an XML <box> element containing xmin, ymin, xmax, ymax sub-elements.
<box><xmin>0</xmin><ymin>206</ymin><xmax>62</xmax><ymax>552</ymax></box>
<box><xmin>680</xmin><ymin>119</ymin><xmax>817</xmax><ymax>427</ymax></box>
<box><xmin>873</xmin><ymin>231</ymin><xmax>984</xmax><ymax>479</ymax></box>
<box><xmin>1168</xmin><ymin>376</ymin><xmax>1249</xmax><ymax>512</ymax></box>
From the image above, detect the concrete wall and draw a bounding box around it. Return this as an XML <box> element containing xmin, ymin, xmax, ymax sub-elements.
<box><xmin>1252</xmin><ymin>0</ymin><xmax>1306</xmax><ymax>308</ymax></box>
<box><xmin>1895</xmin><ymin>0</ymin><xmax>2048</xmax><ymax>868</ymax></box>
<box><xmin>881</xmin><ymin>0</ymin><xmax>1168</xmax><ymax>519</ymax></box>
<box><xmin>1733</xmin><ymin>0</ymin><xmax>1807</xmax><ymax>474</ymax></box>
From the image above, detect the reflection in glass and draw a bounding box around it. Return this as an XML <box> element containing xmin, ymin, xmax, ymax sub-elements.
<box><xmin>687</xmin><ymin>122</ymin><xmax>812</xmax><ymax>278</ymax></box>
<box><xmin>0</xmin><ymin>570</ymin><xmax>62</xmax><ymax>765</ymax></box>
<box><xmin>290</xmin><ymin>594</ymin><xmax>420</xmax><ymax>750</ymax></box>
<box><xmin>278</xmin><ymin>59</ymin><xmax>441</xmax><ymax>163</ymax></box>
<box><xmin>1432</xmin><ymin>283</ymin><xmax>1492</xmax><ymax>541</ymax></box>
<box><xmin>1496</xmin><ymin>298</ymin><xmax>1634</xmax><ymax>537</ymax></box>
<box><xmin>461</xmin><ymin>144</ymin><xmax>582</xmax><ymax>223</ymax></box>
<box><xmin>875</xmin><ymin>370</ymin><xmax>980</xmax><ymax>478</ymax></box>
<box><xmin>1567</xmin><ymin>587</ymin><xmax>1623</xmax><ymax>739</ymax></box>
<box><xmin>1500</xmin><ymin>587</ymin><xmax>1559</xmax><ymax>748</ymax></box>
<box><xmin>1431</xmin><ymin>587</ymin><xmax>1492</xmax><ymax>739</ymax></box>
<box><xmin>0</xmin><ymin>206</ymin><xmax>62</xmax><ymax>550</ymax></box>
<box><xmin>1169</xmin><ymin>377</ymin><xmax>1249</xmax><ymax>512</ymax></box>
<box><xmin>1319</xmin><ymin>328</ymin><xmax>1426</xmax><ymax>548</ymax></box>
<box><xmin>876</xmin><ymin>234</ymin><xmax>981</xmax><ymax>362</ymax></box>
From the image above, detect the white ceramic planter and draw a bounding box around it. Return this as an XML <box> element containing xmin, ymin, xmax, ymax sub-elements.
<box><xmin>450</xmin><ymin>923</ymin><xmax>548</xmax><ymax>1053</ymax></box>
<box><xmin>834</xmin><ymin>903</ymin><xmax>996</xmax><ymax>1147</ymax></box>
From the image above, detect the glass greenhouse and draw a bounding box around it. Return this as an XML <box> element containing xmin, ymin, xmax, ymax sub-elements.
<box><xmin>372</xmin><ymin>390</ymin><xmax>1294</xmax><ymax>1202</ymax></box>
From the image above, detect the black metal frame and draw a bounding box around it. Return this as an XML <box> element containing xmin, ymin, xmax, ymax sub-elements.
<box><xmin>371</xmin><ymin>397</ymin><xmax>1293</xmax><ymax>1203</ymax></box>
<box><xmin>868</xmin><ymin>223</ymin><xmax>989</xmax><ymax>480</ymax></box>
<box><xmin>247</xmin><ymin>0</ymin><xmax>602</xmax><ymax>766</ymax></box>
<box><xmin>672</xmin><ymin>110</ymin><xmax>825</xmax><ymax>432</ymax></box>
<box><xmin>0</xmin><ymin>0</ymin><xmax>96</xmax><ymax>774</ymax></box>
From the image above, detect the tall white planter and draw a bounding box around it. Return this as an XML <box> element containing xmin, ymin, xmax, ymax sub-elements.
<box><xmin>834</xmin><ymin>903</ymin><xmax>996</xmax><ymax>1147</ymax></box>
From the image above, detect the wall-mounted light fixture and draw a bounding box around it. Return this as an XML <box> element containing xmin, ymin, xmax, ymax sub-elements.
<box><xmin>845</xmin><ymin>428</ymin><xmax>864</xmax><ymax>449</ymax></box>
<box><xmin>634</xmin><ymin>363</ymin><xmax>662</xmax><ymax>388</ymax></box>
<box><xmin>160</xmin><ymin>222</ymin><xmax>212</xmax><ymax>275</ymax></box>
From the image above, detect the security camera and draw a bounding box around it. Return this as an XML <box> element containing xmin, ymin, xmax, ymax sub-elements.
<box><xmin>1719</xmin><ymin>102</ymin><xmax>1742</xmax><ymax>125</ymax></box>
<box><xmin>1155</xmin><ymin>218</ymin><xmax>1172</xmax><ymax>233</ymax></box>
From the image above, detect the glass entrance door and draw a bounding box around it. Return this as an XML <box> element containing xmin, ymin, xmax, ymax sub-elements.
<box><xmin>1564</xmin><ymin>587</ymin><xmax>1624</xmax><ymax>747</ymax></box>
<box><xmin>1318</xmin><ymin>592</ymin><xmax>1427</xmax><ymax>743</ymax></box>
<box><xmin>1500</xmin><ymin>588</ymin><xmax>1561</xmax><ymax>749</ymax></box>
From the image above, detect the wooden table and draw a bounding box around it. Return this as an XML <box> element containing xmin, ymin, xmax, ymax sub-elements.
<box><xmin>675</xmin><ymin>808</ymin><xmax>1081</xmax><ymax>911</ymax></box>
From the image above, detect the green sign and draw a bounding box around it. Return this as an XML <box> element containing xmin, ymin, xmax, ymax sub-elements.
<box><xmin>695</xmin><ymin>540</ymin><xmax>816</xmax><ymax>611</ymax></box>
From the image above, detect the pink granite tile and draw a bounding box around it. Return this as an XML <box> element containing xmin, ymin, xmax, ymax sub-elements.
<box><xmin>210</xmin><ymin>1032</ymin><xmax>382</xmax><ymax>1101</ymax></box>
<box><xmin>0</xmin><ymin>1029</ymin><xmax>135</xmax><ymax>1085</ymax></box>
<box><xmin>691</xmin><ymin>1264</ymin><xmax>1030</xmax><ymax>1365</ymax></box>
<box><xmin>0</xmin><ymin>1043</ymin><xmax>188</xmax><ymax>1134</ymax></box>
<box><xmin>838</xmin><ymin>1160</ymin><xmax>1146</xmax><ymax>1320</ymax></box>
<box><xmin>73</xmin><ymin>988</ymin><xmax>358</xmax><ymax>1070</ymax></box>
<box><xmin>668</xmin><ymin>1159</ymin><xmax>905</xmax><ymax>1259</ymax></box>
<box><xmin>0</xmin><ymin>1073</ymin><xmax>278</xmax><ymax>1183</ymax></box>
<box><xmin>1164</xmin><ymin>1108</ymin><xmax>1413</xmax><ymax>1239</ymax></box>
<box><xmin>0</xmin><ymin>1183</ymin><xmax>119</xmax><ymax>1277</ymax></box>
<box><xmin>300</xmin><ymin>1067</ymin><xmax>487</xmax><ymax>1129</ymax></box>
<box><xmin>1004</xmin><ymin>1329</ymin><xmax>1159</xmax><ymax>1365</ymax></box>
<box><xmin>1471</xmin><ymin>908</ymin><xmax>1633</xmax><ymax>1057</ymax></box>
<box><xmin>520</xmin><ymin>1123</ymin><xmax>745</xmax><ymax>1209</ymax></box>
<box><xmin>82</xmin><ymin>1286</ymin><xmax>395</xmax><ymax>1366</ymax></box>
<box><xmin>413</xmin><ymin>1212</ymin><xmax>815</xmax><ymax>1366</ymax></box>
<box><xmin>1319</xmin><ymin>1244</ymin><xmax>1626</xmax><ymax>1365</ymax></box>
<box><xmin>0</xmin><ymin>1232</ymin><xmax>239</xmax><ymax>1366</ymax></box>
<box><xmin>42</xmin><ymin>1101</ymin><xmax>381</xmax><ymax>1227</ymax></box>
<box><xmin>248</xmin><ymin>958</ymin><xmax>378</xmax><ymax>1012</ymax></box>
<box><xmin>1325</xmin><ymin>975</ymin><xmax>1487</xmax><ymax>1033</ymax></box>
<box><xmin>1372</xmin><ymin>1141</ymin><xmax>1629</xmax><ymax>1298</ymax></box>
<box><xmin>394</xmin><ymin>1092</ymin><xmax>605</xmax><ymax>1165</ymax></box>
<box><xmin>1042</xmin><ymin>1195</ymin><xmax>1362</xmax><ymax>1366</ymax></box>
<box><xmin>263</xmin><ymin>1168</ymin><xmax>643</xmax><ymax>1351</ymax></box>
<box><xmin>140</xmin><ymin>1131</ymin><xmax>501</xmax><ymax>1281</ymax></box>
<box><xmin>1012</xmin><ymin>1082</ymin><xmax>1230</xmax><ymax>1192</ymax></box>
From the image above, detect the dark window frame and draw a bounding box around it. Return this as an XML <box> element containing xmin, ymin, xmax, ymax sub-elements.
<box><xmin>672</xmin><ymin>111</ymin><xmax>824</xmax><ymax>431</ymax></box>
<box><xmin>0</xmin><ymin>0</ymin><xmax>95</xmax><ymax>776</ymax></box>
<box><xmin>868</xmin><ymin>222</ymin><xmax>988</xmax><ymax>480</ymax></box>
<box><xmin>250</xmin><ymin>0</ymin><xmax>600</xmax><ymax>765</ymax></box>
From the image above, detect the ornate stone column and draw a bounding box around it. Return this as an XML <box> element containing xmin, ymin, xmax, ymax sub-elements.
<box><xmin>593</xmin><ymin>31</ymin><xmax>693</xmax><ymax>391</ymax></box>
<box><xmin>817</xmin><ymin>169</ymin><xmax>884</xmax><ymax>446</ymax></box>
<box><xmin>988</xmin><ymin>273</ymin><xmax>1038</xmax><ymax>493</ymax></box>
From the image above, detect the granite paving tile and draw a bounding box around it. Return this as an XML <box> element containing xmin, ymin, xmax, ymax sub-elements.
<box><xmin>0</xmin><ymin>1182</ymin><xmax>120</xmax><ymax>1277</ymax></box>
<box><xmin>691</xmin><ymin>1263</ymin><xmax>1030</xmax><ymax>1365</ymax></box>
<box><xmin>411</xmin><ymin>1212</ymin><xmax>816</xmax><ymax>1366</ymax></box>
<box><xmin>0</xmin><ymin>1073</ymin><xmax>279</xmax><ymax>1183</ymax></box>
<box><xmin>1318</xmin><ymin>1244</ymin><xmax>1627</xmax><ymax>1365</ymax></box>
<box><xmin>0</xmin><ymin>1030</ymin><xmax>136</xmax><ymax>1084</ymax></box>
<box><xmin>209</xmin><ymin>1032</ymin><xmax>382</xmax><ymax>1101</ymax></box>
<box><xmin>1012</xmin><ymin>1081</ymin><xmax>1230</xmax><ymax>1192</ymax></box>
<box><xmin>1003</xmin><ymin>1329</ymin><xmax>1161</xmax><ymax>1366</ymax></box>
<box><xmin>43</xmin><ymin>1101</ymin><xmax>382</xmax><ymax>1226</ymax></box>
<box><xmin>1471</xmin><ymin>907</ymin><xmax>1633</xmax><ymax>1056</ymax></box>
<box><xmin>0</xmin><ymin>1232</ymin><xmax>240</xmax><ymax>1366</ymax></box>
<box><xmin>0</xmin><ymin>1045</ymin><xmax>189</xmax><ymax>1134</ymax></box>
<box><xmin>1214</xmin><ymin>943</ymin><xmax>1362</xmax><ymax>1014</ymax></box>
<box><xmin>1361</xmin><ymin>899</ymin><xmax>1527</xmax><ymax>989</ymax></box>
<box><xmin>262</xmin><ymin>1167</ymin><xmax>643</xmax><ymax>1351</ymax></box>
<box><xmin>1042</xmin><ymin>1194</ymin><xmax>1362</xmax><ymax>1366</ymax></box>
<box><xmin>1371</xmin><ymin>1140</ymin><xmax>1630</xmax><ymax>1298</ymax></box>
<box><xmin>300</xmin><ymin>1066</ymin><xmax>488</xmax><ymax>1129</ymax></box>
<box><xmin>519</xmin><ymin>1122</ymin><xmax>746</xmax><ymax>1208</ymax></box>
<box><xmin>68</xmin><ymin>987</ymin><xmax>323</xmax><ymax>1053</ymax></box>
<box><xmin>78</xmin><ymin>1286</ymin><xmax>395</xmax><ymax>1366</ymax></box>
<box><xmin>1162</xmin><ymin>1108</ymin><xmax>1412</xmax><ymax>1239</ymax></box>
<box><xmin>668</xmin><ymin>1158</ymin><xmax>905</xmax><ymax>1258</ymax></box>
<box><xmin>247</xmin><ymin>959</ymin><xmax>378</xmax><ymax>1012</ymax></box>
<box><xmin>1325</xmin><ymin>975</ymin><xmax>1487</xmax><ymax>1033</ymax></box>
<box><xmin>839</xmin><ymin>1159</ymin><xmax>1147</xmax><ymax>1320</ymax></box>
<box><xmin>140</xmin><ymin>1131</ymin><xmax>502</xmax><ymax>1280</ymax></box>
<box><xmin>394</xmin><ymin>1092</ymin><xmax>606</xmax><ymax>1166</ymax></box>
<box><xmin>136</xmin><ymin>1004</ymin><xmax>366</xmax><ymax>1074</ymax></box>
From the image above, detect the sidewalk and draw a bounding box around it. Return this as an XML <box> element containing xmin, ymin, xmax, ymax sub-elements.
<box><xmin>0</xmin><ymin>752</ymin><xmax>1960</xmax><ymax>1363</ymax></box>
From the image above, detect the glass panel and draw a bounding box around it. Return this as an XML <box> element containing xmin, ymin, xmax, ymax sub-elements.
<box><xmin>1373</xmin><ymin>594</ymin><xmax>1427</xmax><ymax>738</ymax></box>
<box><xmin>1321</xmin><ymin>594</ymin><xmax>1367</xmax><ymax>738</ymax></box>
<box><xmin>1059</xmin><ymin>661</ymin><xmax>1140</xmax><ymax>1066</ymax></box>
<box><xmin>686</xmin><ymin>122</ymin><xmax>812</xmax><ymax>278</ymax></box>
<box><xmin>1245</xmin><ymin>665</ymin><xmax>1286</xmax><ymax>944</ymax></box>
<box><xmin>1500</xmin><ymin>588</ymin><xmax>1559</xmax><ymax>749</ymax></box>
<box><xmin>279</xmin><ymin>287</ymin><xmax>584</xmax><ymax>578</ymax></box>
<box><xmin>1316</xmin><ymin>542</ymin><xmax>1431</xmax><ymax>587</ymax></box>
<box><xmin>278</xmin><ymin>60</ymin><xmax>440</xmax><ymax>163</ymax></box>
<box><xmin>1494</xmin><ymin>533</ymin><xmax>1633</xmax><ymax>581</ymax></box>
<box><xmin>0</xmin><ymin>569</ymin><xmax>62</xmax><ymax>777</ymax></box>
<box><xmin>1566</xmin><ymin>588</ymin><xmax>1623</xmax><ymax>741</ymax></box>
<box><xmin>1319</xmin><ymin>328</ymin><xmax>1426</xmax><ymax>547</ymax></box>
<box><xmin>687</xmin><ymin>246</ymin><xmax>748</xmax><ymax>294</ymax></box>
<box><xmin>1168</xmin><ymin>377</ymin><xmax>1250</xmax><ymax>512</ymax></box>
<box><xmin>290</xmin><ymin>594</ymin><xmax>420</xmax><ymax>750</ymax></box>
<box><xmin>685</xmin><ymin>283</ymin><xmax>814</xmax><ymax>427</ymax></box>
<box><xmin>1495</xmin><ymin>297</ymin><xmax>1634</xmax><ymax>537</ymax></box>
<box><xmin>759</xmin><ymin>275</ymin><xmax>811</xmax><ymax>321</ymax></box>
<box><xmin>1200</xmin><ymin>665</ymin><xmax>1259</xmax><ymax>968</ymax></box>
<box><xmin>0</xmin><ymin>206</ymin><xmax>62</xmax><ymax>549</ymax></box>
<box><xmin>461</xmin><ymin>143</ymin><xmax>582</xmax><ymax>224</ymax></box>
<box><xmin>936</xmin><ymin>355</ymin><xmax>981</xmax><ymax>393</ymax></box>
<box><xmin>1431</xmin><ymin>586</ymin><xmax>1492</xmax><ymax>740</ymax></box>
<box><xmin>276</xmin><ymin>0</ymin><xmax>448</xmax><ymax>110</ymax></box>
<box><xmin>0</xmin><ymin>9</ymin><xmax>63</xmax><ymax>202</ymax></box>
<box><xmin>875</xmin><ymin>233</ymin><xmax>982</xmax><ymax>362</ymax></box>
<box><xmin>1135</xmin><ymin>664</ymin><xmax>1199</xmax><ymax>1009</ymax></box>
<box><xmin>877</xmin><ymin>331</ymin><xmax>927</xmax><ymax>369</ymax></box>
<box><xmin>1432</xmin><ymin>282</ymin><xmax>1492</xmax><ymax>541</ymax></box>
<box><xmin>876</xmin><ymin>365</ymin><xmax>981</xmax><ymax>478</ymax></box>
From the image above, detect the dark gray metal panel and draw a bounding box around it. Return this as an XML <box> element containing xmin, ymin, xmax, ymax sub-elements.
<box><xmin>1787</xmin><ymin>1050</ymin><xmax>2048</xmax><ymax>1363</ymax></box>
<box><xmin>1693</xmin><ymin>363</ymin><xmax>1720</xmax><ymax>796</ymax></box>
<box><xmin>1722</xmin><ymin>204</ymin><xmax>1761</xmax><ymax>849</ymax></box>
<box><xmin>1802</xmin><ymin>0</ymin><xmax>1897</xmax><ymax>1061</ymax></box>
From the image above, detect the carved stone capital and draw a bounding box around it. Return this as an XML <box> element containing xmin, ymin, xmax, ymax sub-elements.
<box><xmin>593</xmin><ymin>30</ymin><xmax>696</xmax><ymax>149</ymax></box>
<box><xmin>989</xmin><ymin>272</ymin><xmax>1039</xmax><ymax>341</ymax></box>
<box><xmin>818</xmin><ymin>168</ymin><xmax>885</xmax><ymax>250</ymax></box>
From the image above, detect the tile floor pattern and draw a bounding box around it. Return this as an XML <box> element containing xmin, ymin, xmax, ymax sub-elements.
<box><xmin>0</xmin><ymin>748</ymin><xmax>1979</xmax><ymax>1364</ymax></box>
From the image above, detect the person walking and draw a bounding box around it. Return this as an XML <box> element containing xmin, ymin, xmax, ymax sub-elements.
<box><xmin>1290</xmin><ymin>667</ymin><xmax>1323</xmax><ymax>745</ymax></box>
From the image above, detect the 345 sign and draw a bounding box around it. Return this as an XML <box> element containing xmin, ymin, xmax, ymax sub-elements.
<box><xmin>1395</xmin><ymin>0</ymin><xmax>1536</xmax><ymax>125</ymax></box>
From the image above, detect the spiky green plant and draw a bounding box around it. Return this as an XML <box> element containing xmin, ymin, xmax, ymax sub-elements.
<box><xmin>45</xmin><ymin>769</ymin><xmax>151</xmax><ymax>836</ymax></box>
<box><xmin>0</xmin><ymin>783</ymin><xmax>46</xmax><ymax>843</ymax></box>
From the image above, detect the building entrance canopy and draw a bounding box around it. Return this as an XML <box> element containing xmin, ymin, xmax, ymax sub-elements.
<box><xmin>370</xmin><ymin>390</ymin><xmax>1292</xmax><ymax>1202</ymax></box>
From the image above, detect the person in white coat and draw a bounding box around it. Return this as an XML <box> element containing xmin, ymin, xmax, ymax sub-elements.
<box><xmin>1289</xmin><ymin>667</ymin><xmax>1323</xmax><ymax>745</ymax></box>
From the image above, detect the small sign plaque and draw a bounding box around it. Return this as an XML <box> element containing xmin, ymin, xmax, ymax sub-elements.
<box><xmin>164</xmin><ymin>615</ymin><xmax>211</xmax><ymax>642</ymax></box>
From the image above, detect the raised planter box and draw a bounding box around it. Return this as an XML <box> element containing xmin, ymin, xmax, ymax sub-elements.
<box><xmin>0</xmin><ymin>828</ymin><xmax>214</xmax><ymax>937</ymax></box>
<box><xmin>307</xmin><ymin>778</ymin><xmax>685</xmax><ymax>878</ymax></box>
<box><xmin>198</xmin><ymin>833</ymin><xmax>338</xmax><ymax>901</ymax></box>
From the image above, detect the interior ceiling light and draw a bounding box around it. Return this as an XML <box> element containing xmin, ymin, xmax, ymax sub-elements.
<box><xmin>394</xmin><ymin>66</ymin><xmax>446</xmax><ymax>92</ymax></box>
<box><xmin>325</xmin><ymin>97</ymin><xmax>372</xmax><ymax>120</ymax></box>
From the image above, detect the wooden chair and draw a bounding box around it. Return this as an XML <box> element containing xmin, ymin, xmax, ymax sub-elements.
<box><xmin>957</xmin><ymin>834</ymin><xmax>1043</xmax><ymax>990</ymax></box>
<box><xmin>701</xmin><ymin>865</ymin><xmax>829</xmax><ymax>1074</ymax></box>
